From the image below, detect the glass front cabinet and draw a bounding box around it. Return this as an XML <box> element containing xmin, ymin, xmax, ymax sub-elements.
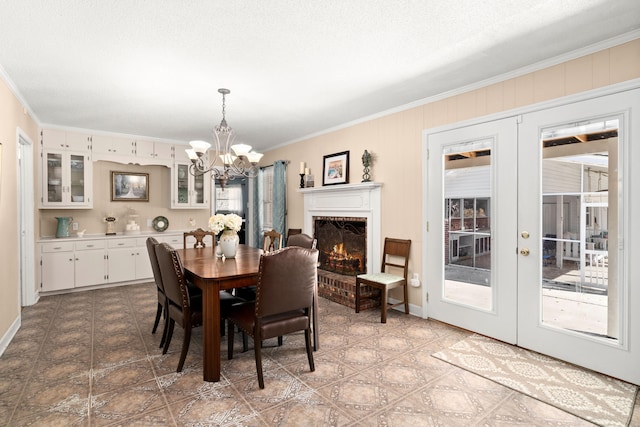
<box><xmin>41</xmin><ymin>150</ymin><xmax>93</xmax><ymax>208</ymax></box>
<box><xmin>171</xmin><ymin>162</ymin><xmax>210</xmax><ymax>209</ymax></box>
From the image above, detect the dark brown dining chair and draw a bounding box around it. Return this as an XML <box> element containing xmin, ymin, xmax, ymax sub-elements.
<box><xmin>286</xmin><ymin>232</ymin><xmax>316</xmax><ymax>249</ymax></box>
<box><xmin>146</xmin><ymin>237</ymin><xmax>168</xmax><ymax>348</ymax></box>
<box><xmin>263</xmin><ymin>229</ymin><xmax>283</xmax><ymax>253</ymax></box>
<box><xmin>155</xmin><ymin>242</ymin><xmax>203</xmax><ymax>372</ymax></box>
<box><xmin>183</xmin><ymin>228</ymin><xmax>215</xmax><ymax>249</ymax></box>
<box><xmin>355</xmin><ymin>238</ymin><xmax>411</xmax><ymax>323</ymax></box>
<box><xmin>227</xmin><ymin>246</ymin><xmax>318</xmax><ymax>389</ymax></box>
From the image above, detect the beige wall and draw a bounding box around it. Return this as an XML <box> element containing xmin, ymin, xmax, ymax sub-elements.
<box><xmin>0</xmin><ymin>78</ymin><xmax>39</xmax><ymax>340</ymax></box>
<box><xmin>260</xmin><ymin>39</ymin><xmax>640</xmax><ymax>308</ymax></box>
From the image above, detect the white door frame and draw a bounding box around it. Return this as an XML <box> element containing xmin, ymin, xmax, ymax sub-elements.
<box><xmin>17</xmin><ymin>128</ymin><xmax>36</xmax><ymax>306</ymax></box>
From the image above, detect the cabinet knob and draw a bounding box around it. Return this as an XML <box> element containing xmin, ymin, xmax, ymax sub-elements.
<box><xmin>520</xmin><ymin>248</ymin><xmax>530</xmax><ymax>256</ymax></box>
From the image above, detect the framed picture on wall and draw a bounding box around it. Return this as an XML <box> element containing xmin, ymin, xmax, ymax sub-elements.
<box><xmin>111</xmin><ymin>171</ymin><xmax>149</xmax><ymax>201</ymax></box>
<box><xmin>322</xmin><ymin>151</ymin><xmax>349</xmax><ymax>186</ymax></box>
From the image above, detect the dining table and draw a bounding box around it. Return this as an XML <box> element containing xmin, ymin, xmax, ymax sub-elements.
<box><xmin>180</xmin><ymin>244</ymin><xmax>320</xmax><ymax>382</ymax></box>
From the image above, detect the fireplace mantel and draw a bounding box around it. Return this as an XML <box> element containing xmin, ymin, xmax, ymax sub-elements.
<box><xmin>301</xmin><ymin>182</ymin><xmax>382</xmax><ymax>273</ymax></box>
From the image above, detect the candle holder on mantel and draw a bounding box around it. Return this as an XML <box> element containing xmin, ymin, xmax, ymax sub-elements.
<box><xmin>361</xmin><ymin>149</ymin><xmax>372</xmax><ymax>182</ymax></box>
<box><xmin>299</xmin><ymin>173</ymin><xmax>305</xmax><ymax>188</ymax></box>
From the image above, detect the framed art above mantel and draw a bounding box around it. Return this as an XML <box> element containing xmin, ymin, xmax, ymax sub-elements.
<box><xmin>322</xmin><ymin>151</ymin><xmax>349</xmax><ymax>186</ymax></box>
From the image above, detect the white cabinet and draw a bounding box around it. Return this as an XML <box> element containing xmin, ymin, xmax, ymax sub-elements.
<box><xmin>134</xmin><ymin>140</ymin><xmax>174</xmax><ymax>166</ymax></box>
<box><xmin>42</xmin><ymin>129</ymin><xmax>91</xmax><ymax>152</ymax></box>
<box><xmin>39</xmin><ymin>233</ymin><xmax>181</xmax><ymax>293</ymax></box>
<box><xmin>40</xmin><ymin>242</ymin><xmax>75</xmax><ymax>292</ymax></box>
<box><xmin>74</xmin><ymin>240</ymin><xmax>107</xmax><ymax>287</ymax></box>
<box><xmin>106</xmin><ymin>238</ymin><xmax>153</xmax><ymax>283</ymax></box>
<box><xmin>92</xmin><ymin>135</ymin><xmax>135</xmax><ymax>158</ymax></box>
<box><xmin>41</xmin><ymin>150</ymin><xmax>93</xmax><ymax>208</ymax></box>
<box><xmin>171</xmin><ymin>162</ymin><xmax>210</xmax><ymax>209</ymax></box>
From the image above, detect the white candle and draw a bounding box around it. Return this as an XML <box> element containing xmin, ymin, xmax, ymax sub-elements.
<box><xmin>299</xmin><ymin>162</ymin><xmax>305</xmax><ymax>174</ymax></box>
<box><xmin>305</xmin><ymin>167</ymin><xmax>310</xmax><ymax>175</ymax></box>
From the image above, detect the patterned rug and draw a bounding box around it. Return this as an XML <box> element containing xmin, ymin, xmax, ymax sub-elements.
<box><xmin>432</xmin><ymin>334</ymin><xmax>638</xmax><ymax>427</ymax></box>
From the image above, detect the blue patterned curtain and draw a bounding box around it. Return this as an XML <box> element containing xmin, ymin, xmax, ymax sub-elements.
<box><xmin>252</xmin><ymin>169</ymin><xmax>263</xmax><ymax>248</ymax></box>
<box><xmin>272</xmin><ymin>160</ymin><xmax>287</xmax><ymax>238</ymax></box>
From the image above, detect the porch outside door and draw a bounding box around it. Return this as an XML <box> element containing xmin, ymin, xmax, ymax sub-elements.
<box><xmin>425</xmin><ymin>88</ymin><xmax>640</xmax><ymax>384</ymax></box>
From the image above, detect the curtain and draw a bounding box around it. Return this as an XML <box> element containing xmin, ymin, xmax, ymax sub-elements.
<box><xmin>251</xmin><ymin>169</ymin><xmax>263</xmax><ymax>248</ymax></box>
<box><xmin>272</xmin><ymin>160</ymin><xmax>287</xmax><ymax>238</ymax></box>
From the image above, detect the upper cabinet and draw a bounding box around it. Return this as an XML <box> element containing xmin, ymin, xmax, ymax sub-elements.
<box><xmin>92</xmin><ymin>135</ymin><xmax>135</xmax><ymax>159</ymax></box>
<box><xmin>134</xmin><ymin>139</ymin><xmax>174</xmax><ymax>167</ymax></box>
<box><xmin>41</xmin><ymin>149</ymin><xmax>93</xmax><ymax>208</ymax></box>
<box><xmin>42</xmin><ymin>129</ymin><xmax>91</xmax><ymax>152</ymax></box>
<box><xmin>171</xmin><ymin>162</ymin><xmax>210</xmax><ymax>209</ymax></box>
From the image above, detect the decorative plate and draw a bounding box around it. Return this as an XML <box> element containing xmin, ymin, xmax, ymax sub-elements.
<box><xmin>152</xmin><ymin>216</ymin><xmax>169</xmax><ymax>232</ymax></box>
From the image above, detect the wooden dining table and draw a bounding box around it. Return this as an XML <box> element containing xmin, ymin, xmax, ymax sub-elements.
<box><xmin>181</xmin><ymin>244</ymin><xmax>262</xmax><ymax>382</ymax></box>
<box><xmin>180</xmin><ymin>244</ymin><xmax>320</xmax><ymax>382</ymax></box>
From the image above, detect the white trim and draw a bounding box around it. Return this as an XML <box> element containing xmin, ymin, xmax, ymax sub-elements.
<box><xmin>17</xmin><ymin>127</ymin><xmax>37</xmax><ymax>307</ymax></box>
<box><xmin>0</xmin><ymin>316</ymin><xmax>20</xmax><ymax>358</ymax></box>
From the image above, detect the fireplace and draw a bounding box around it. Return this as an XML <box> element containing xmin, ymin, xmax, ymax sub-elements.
<box><xmin>300</xmin><ymin>183</ymin><xmax>382</xmax><ymax>309</ymax></box>
<box><xmin>315</xmin><ymin>217</ymin><xmax>366</xmax><ymax>276</ymax></box>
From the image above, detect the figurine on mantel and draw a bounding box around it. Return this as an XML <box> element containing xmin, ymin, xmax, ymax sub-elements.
<box><xmin>361</xmin><ymin>149</ymin><xmax>372</xmax><ymax>182</ymax></box>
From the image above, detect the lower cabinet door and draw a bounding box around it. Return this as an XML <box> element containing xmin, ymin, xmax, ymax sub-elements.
<box><xmin>107</xmin><ymin>248</ymin><xmax>137</xmax><ymax>283</ymax></box>
<box><xmin>75</xmin><ymin>249</ymin><xmax>106</xmax><ymax>287</ymax></box>
<box><xmin>41</xmin><ymin>251</ymin><xmax>75</xmax><ymax>292</ymax></box>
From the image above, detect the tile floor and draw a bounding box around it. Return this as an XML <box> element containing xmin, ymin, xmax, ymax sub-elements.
<box><xmin>1</xmin><ymin>282</ymin><xmax>639</xmax><ymax>426</ymax></box>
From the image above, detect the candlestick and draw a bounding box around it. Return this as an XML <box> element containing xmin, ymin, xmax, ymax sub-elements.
<box><xmin>299</xmin><ymin>173</ymin><xmax>305</xmax><ymax>188</ymax></box>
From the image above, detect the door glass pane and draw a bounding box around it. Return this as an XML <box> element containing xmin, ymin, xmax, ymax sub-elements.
<box><xmin>46</xmin><ymin>153</ymin><xmax>62</xmax><ymax>203</ymax></box>
<box><xmin>69</xmin><ymin>154</ymin><xmax>85</xmax><ymax>203</ymax></box>
<box><xmin>443</xmin><ymin>140</ymin><xmax>492</xmax><ymax>310</ymax></box>
<box><xmin>541</xmin><ymin>119</ymin><xmax>619</xmax><ymax>341</ymax></box>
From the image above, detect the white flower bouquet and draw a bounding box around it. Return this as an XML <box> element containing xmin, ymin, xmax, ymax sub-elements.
<box><xmin>208</xmin><ymin>213</ymin><xmax>243</xmax><ymax>234</ymax></box>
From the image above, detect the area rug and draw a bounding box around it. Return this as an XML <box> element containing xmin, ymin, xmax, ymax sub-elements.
<box><xmin>432</xmin><ymin>334</ymin><xmax>638</xmax><ymax>427</ymax></box>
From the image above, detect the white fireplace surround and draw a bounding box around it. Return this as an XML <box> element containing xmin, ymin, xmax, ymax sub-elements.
<box><xmin>300</xmin><ymin>182</ymin><xmax>382</xmax><ymax>274</ymax></box>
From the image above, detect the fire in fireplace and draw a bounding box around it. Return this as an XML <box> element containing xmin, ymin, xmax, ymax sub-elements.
<box><xmin>314</xmin><ymin>217</ymin><xmax>366</xmax><ymax>276</ymax></box>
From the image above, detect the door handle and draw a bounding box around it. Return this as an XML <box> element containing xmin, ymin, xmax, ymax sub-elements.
<box><xmin>520</xmin><ymin>248</ymin><xmax>530</xmax><ymax>256</ymax></box>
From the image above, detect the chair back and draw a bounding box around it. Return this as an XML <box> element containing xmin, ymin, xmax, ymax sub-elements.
<box><xmin>155</xmin><ymin>242</ymin><xmax>190</xmax><ymax>311</ymax></box>
<box><xmin>262</xmin><ymin>229</ymin><xmax>283</xmax><ymax>253</ymax></box>
<box><xmin>287</xmin><ymin>233</ymin><xmax>317</xmax><ymax>249</ymax></box>
<box><xmin>255</xmin><ymin>247</ymin><xmax>318</xmax><ymax>318</ymax></box>
<box><xmin>183</xmin><ymin>228</ymin><xmax>215</xmax><ymax>249</ymax></box>
<box><xmin>381</xmin><ymin>238</ymin><xmax>411</xmax><ymax>279</ymax></box>
<box><xmin>146</xmin><ymin>237</ymin><xmax>164</xmax><ymax>293</ymax></box>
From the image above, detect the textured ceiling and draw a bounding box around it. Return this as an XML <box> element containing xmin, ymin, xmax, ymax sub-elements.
<box><xmin>1</xmin><ymin>1</ymin><xmax>639</xmax><ymax>152</ymax></box>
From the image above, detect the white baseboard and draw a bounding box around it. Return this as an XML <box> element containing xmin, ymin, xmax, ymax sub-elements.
<box><xmin>0</xmin><ymin>315</ymin><xmax>21</xmax><ymax>358</ymax></box>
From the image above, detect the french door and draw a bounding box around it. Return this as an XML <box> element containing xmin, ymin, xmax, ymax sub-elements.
<box><xmin>425</xmin><ymin>88</ymin><xmax>640</xmax><ymax>384</ymax></box>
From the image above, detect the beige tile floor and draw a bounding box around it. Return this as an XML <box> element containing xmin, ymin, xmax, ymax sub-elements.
<box><xmin>1</xmin><ymin>282</ymin><xmax>639</xmax><ymax>426</ymax></box>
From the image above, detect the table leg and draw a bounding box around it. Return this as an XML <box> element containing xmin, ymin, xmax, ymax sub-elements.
<box><xmin>201</xmin><ymin>282</ymin><xmax>221</xmax><ymax>382</ymax></box>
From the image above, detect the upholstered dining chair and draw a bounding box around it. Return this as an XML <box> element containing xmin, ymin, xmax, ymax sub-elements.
<box><xmin>183</xmin><ymin>228</ymin><xmax>215</xmax><ymax>249</ymax></box>
<box><xmin>355</xmin><ymin>238</ymin><xmax>411</xmax><ymax>323</ymax></box>
<box><xmin>146</xmin><ymin>237</ymin><xmax>168</xmax><ymax>348</ymax></box>
<box><xmin>155</xmin><ymin>242</ymin><xmax>203</xmax><ymax>372</ymax></box>
<box><xmin>227</xmin><ymin>246</ymin><xmax>318</xmax><ymax>388</ymax></box>
<box><xmin>263</xmin><ymin>229</ymin><xmax>283</xmax><ymax>253</ymax></box>
<box><xmin>286</xmin><ymin>232</ymin><xmax>316</xmax><ymax>249</ymax></box>
<box><xmin>286</xmin><ymin>228</ymin><xmax>302</xmax><ymax>244</ymax></box>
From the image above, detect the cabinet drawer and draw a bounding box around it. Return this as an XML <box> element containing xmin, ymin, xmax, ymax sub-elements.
<box><xmin>108</xmin><ymin>239</ymin><xmax>136</xmax><ymax>249</ymax></box>
<box><xmin>75</xmin><ymin>240</ymin><xmax>105</xmax><ymax>250</ymax></box>
<box><xmin>160</xmin><ymin>235</ymin><xmax>183</xmax><ymax>245</ymax></box>
<box><xmin>41</xmin><ymin>241</ymin><xmax>74</xmax><ymax>252</ymax></box>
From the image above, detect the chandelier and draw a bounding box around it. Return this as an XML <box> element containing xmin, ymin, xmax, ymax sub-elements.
<box><xmin>185</xmin><ymin>88</ymin><xmax>263</xmax><ymax>188</ymax></box>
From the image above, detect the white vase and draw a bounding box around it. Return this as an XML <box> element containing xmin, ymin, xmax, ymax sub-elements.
<box><xmin>218</xmin><ymin>229</ymin><xmax>239</xmax><ymax>258</ymax></box>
